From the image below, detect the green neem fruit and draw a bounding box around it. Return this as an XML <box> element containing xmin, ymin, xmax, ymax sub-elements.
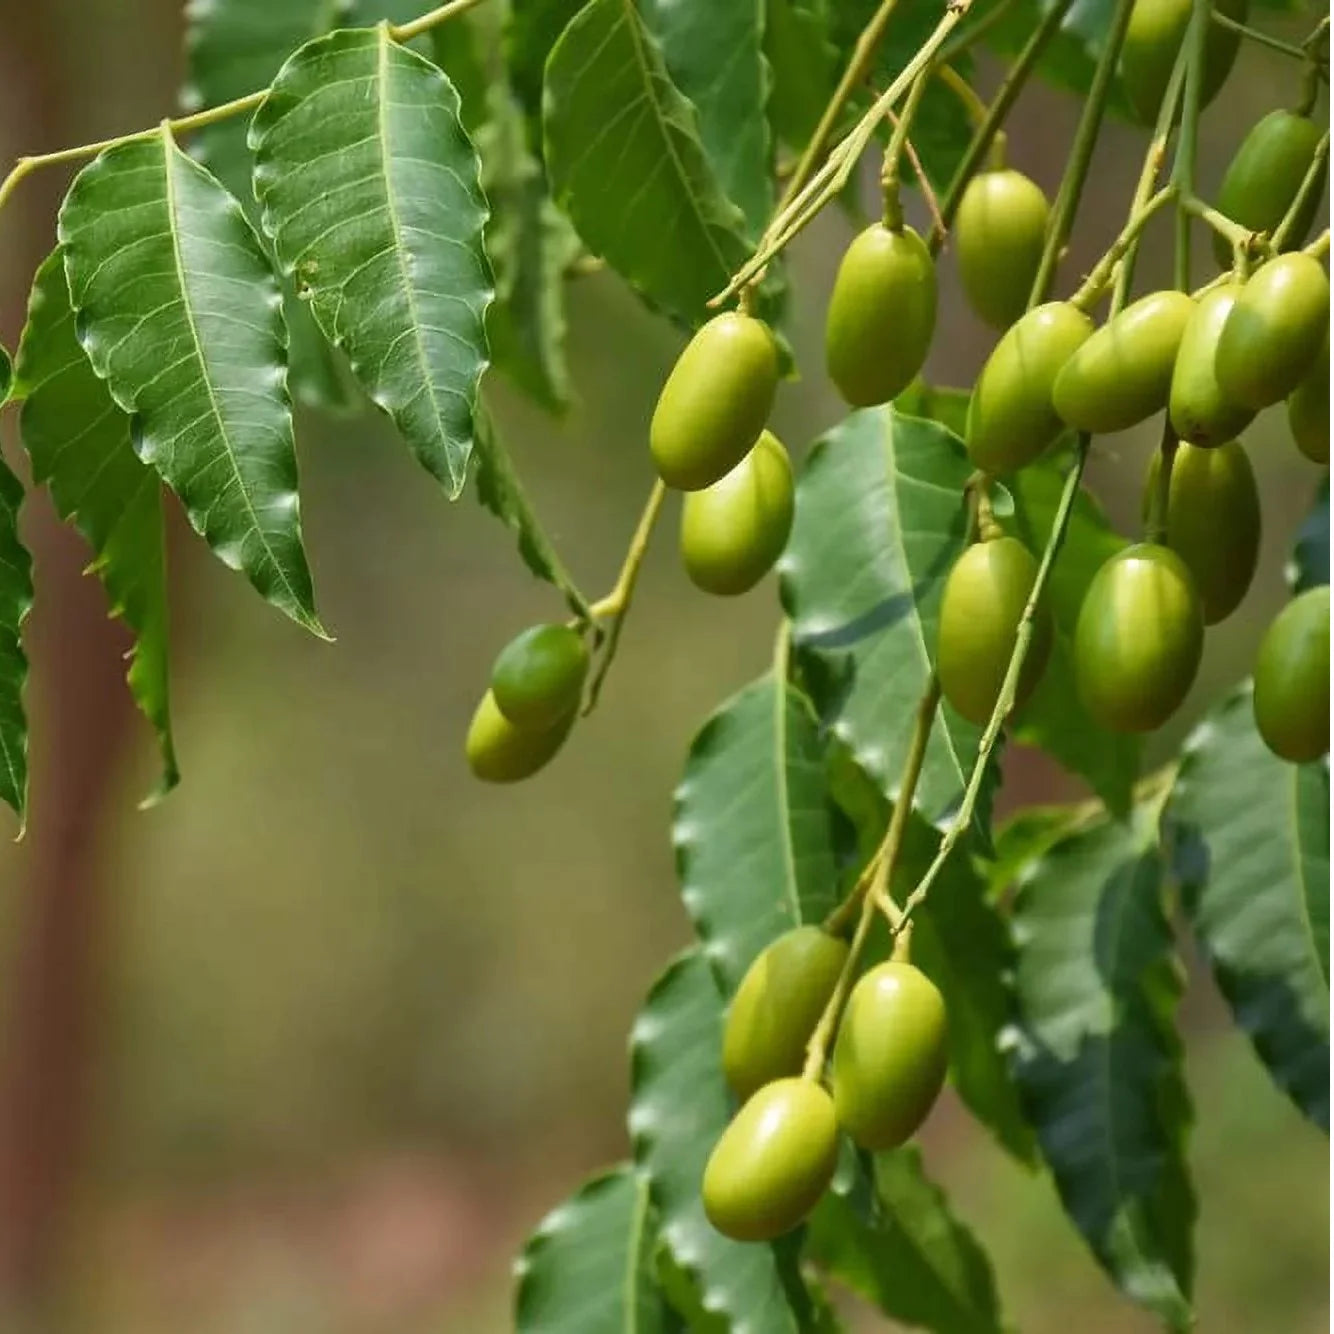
<box><xmin>680</xmin><ymin>430</ymin><xmax>795</xmax><ymax>596</ymax></box>
<box><xmin>1053</xmin><ymin>290</ymin><xmax>1195</xmax><ymax>434</ymax></box>
<box><xmin>1212</xmin><ymin>110</ymin><xmax>1326</xmax><ymax>268</ymax></box>
<box><xmin>490</xmin><ymin>624</ymin><xmax>589</xmax><ymax>730</ymax></box>
<box><xmin>1147</xmin><ymin>441</ymin><xmax>1260</xmax><ymax>625</ymax></box>
<box><xmin>954</xmin><ymin>167</ymin><xmax>1050</xmax><ymax>330</ymax></box>
<box><xmin>1168</xmin><ymin>286</ymin><xmax>1257</xmax><ymax>447</ymax></box>
<box><xmin>966</xmin><ymin>302</ymin><xmax>1094</xmax><ymax>474</ymax></box>
<box><xmin>722</xmin><ymin>926</ymin><xmax>849</xmax><ymax>1102</ymax></box>
<box><xmin>1120</xmin><ymin>0</ymin><xmax>1246</xmax><ymax>126</ymax></box>
<box><xmin>1074</xmin><ymin>543</ymin><xmax>1204</xmax><ymax>733</ymax></box>
<box><xmin>1253</xmin><ymin>586</ymin><xmax>1330</xmax><ymax>763</ymax></box>
<box><xmin>831</xmin><ymin>962</ymin><xmax>948</xmax><ymax>1151</ymax></box>
<box><xmin>1215</xmin><ymin>254</ymin><xmax>1331</xmax><ymax>409</ymax></box>
<box><xmin>825</xmin><ymin>223</ymin><xmax>937</xmax><ymax>407</ymax></box>
<box><xmin>650</xmin><ymin>312</ymin><xmax>778</xmax><ymax>491</ymax></box>
<box><xmin>465</xmin><ymin>690</ymin><xmax>573</xmax><ymax>783</ymax></box>
<box><xmin>1288</xmin><ymin>345</ymin><xmax>1329</xmax><ymax>465</ymax></box>
<box><xmin>937</xmin><ymin>535</ymin><xmax>1053</xmax><ymax>726</ymax></box>
<box><xmin>701</xmin><ymin>1078</ymin><xmax>840</xmax><ymax>1242</ymax></box>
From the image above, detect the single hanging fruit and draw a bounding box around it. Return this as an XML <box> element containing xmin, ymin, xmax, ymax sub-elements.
<box><xmin>680</xmin><ymin>430</ymin><xmax>795</xmax><ymax>596</ymax></box>
<box><xmin>490</xmin><ymin>624</ymin><xmax>589</xmax><ymax>730</ymax></box>
<box><xmin>954</xmin><ymin>165</ymin><xmax>1050</xmax><ymax>330</ymax></box>
<box><xmin>1169</xmin><ymin>285</ymin><xmax>1257</xmax><ymax>447</ymax></box>
<box><xmin>1214</xmin><ymin>253</ymin><xmax>1330</xmax><ymax>409</ymax></box>
<box><xmin>1288</xmin><ymin>343</ymin><xmax>1329</xmax><ymax>465</ymax></box>
<box><xmin>701</xmin><ymin>1078</ymin><xmax>840</xmax><ymax>1241</ymax></box>
<box><xmin>1074</xmin><ymin>543</ymin><xmax>1204</xmax><ymax>732</ymax></box>
<box><xmin>650</xmin><ymin>311</ymin><xmax>778</xmax><ymax>491</ymax></box>
<box><xmin>966</xmin><ymin>302</ymin><xmax>1094</xmax><ymax>474</ymax></box>
<box><xmin>1212</xmin><ymin>110</ymin><xmax>1326</xmax><ymax>268</ymax></box>
<box><xmin>825</xmin><ymin>223</ymin><xmax>937</xmax><ymax>407</ymax></box>
<box><xmin>937</xmin><ymin>534</ymin><xmax>1052</xmax><ymax>725</ymax></box>
<box><xmin>465</xmin><ymin>690</ymin><xmax>574</xmax><ymax>783</ymax></box>
<box><xmin>722</xmin><ymin>926</ymin><xmax>849</xmax><ymax>1102</ymax></box>
<box><xmin>1253</xmin><ymin>586</ymin><xmax>1330</xmax><ymax>763</ymax></box>
<box><xmin>1146</xmin><ymin>441</ymin><xmax>1260</xmax><ymax>625</ymax></box>
<box><xmin>1053</xmin><ymin>290</ymin><xmax>1196</xmax><ymax>434</ymax></box>
<box><xmin>1120</xmin><ymin>0</ymin><xmax>1246</xmax><ymax>126</ymax></box>
<box><xmin>831</xmin><ymin>961</ymin><xmax>948</xmax><ymax>1150</ymax></box>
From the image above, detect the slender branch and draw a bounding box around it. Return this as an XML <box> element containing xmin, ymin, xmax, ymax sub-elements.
<box><xmin>1070</xmin><ymin>186</ymin><xmax>1176</xmax><ymax>309</ymax></box>
<box><xmin>1028</xmin><ymin>0</ymin><xmax>1138</xmax><ymax>303</ymax></box>
<box><xmin>1272</xmin><ymin>129</ymin><xmax>1331</xmax><ymax>251</ymax></box>
<box><xmin>1210</xmin><ymin>10</ymin><xmax>1314</xmax><ymax>61</ymax></box>
<box><xmin>938</xmin><ymin>0</ymin><xmax>1022</xmax><ymax>62</ymax></box>
<box><xmin>1306</xmin><ymin>227</ymin><xmax>1331</xmax><ymax>261</ymax></box>
<box><xmin>880</xmin><ymin>69</ymin><xmax>932</xmax><ymax>227</ymax></box>
<box><xmin>1144</xmin><ymin>419</ymin><xmax>1179</xmax><ymax>544</ymax></box>
<box><xmin>935</xmin><ymin>63</ymin><xmax>988</xmax><ymax>127</ymax></box>
<box><xmin>1179</xmin><ymin>192</ymin><xmax>1259</xmax><ymax>251</ymax></box>
<box><xmin>1171</xmin><ymin>0</ymin><xmax>1212</xmax><ymax>290</ymax></box>
<box><xmin>582</xmin><ymin>480</ymin><xmax>667</xmax><ymax>714</ymax></box>
<box><xmin>389</xmin><ymin>0</ymin><xmax>489</xmax><ymax>42</ymax></box>
<box><xmin>886</xmin><ymin>110</ymin><xmax>946</xmax><ymax>235</ymax></box>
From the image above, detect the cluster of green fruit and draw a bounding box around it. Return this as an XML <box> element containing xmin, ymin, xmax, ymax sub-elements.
<box><xmin>702</xmin><ymin>926</ymin><xmax>946</xmax><ymax>1241</ymax></box>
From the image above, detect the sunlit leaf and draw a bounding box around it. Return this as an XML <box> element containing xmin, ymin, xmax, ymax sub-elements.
<box><xmin>1007</xmin><ymin>807</ymin><xmax>1195</xmax><ymax>1328</ymax></box>
<box><xmin>514</xmin><ymin>1165</ymin><xmax>682</xmax><ymax>1334</ymax></box>
<box><xmin>14</xmin><ymin>252</ymin><xmax>178</xmax><ymax>802</ymax></box>
<box><xmin>1171</xmin><ymin>686</ymin><xmax>1330</xmax><ymax>1129</ymax></box>
<box><xmin>58</xmin><ymin>128</ymin><xmax>322</xmax><ymax>633</ymax></box>
<box><xmin>251</xmin><ymin>25</ymin><xmax>493</xmax><ymax>498</ymax></box>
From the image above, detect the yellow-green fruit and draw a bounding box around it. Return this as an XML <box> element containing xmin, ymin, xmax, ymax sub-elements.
<box><xmin>1147</xmin><ymin>441</ymin><xmax>1260</xmax><ymax>625</ymax></box>
<box><xmin>831</xmin><ymin>962</ymin><xmax>948</xmax><ymax>1151</ymax></box>
<box><xmin>1120</xmin><ymin>0</ymin><xmax>1246</xmax><ymax>126</ymax></box>
<box><xmin>650</xmin><ymin>312</ymin><xmax>778</xmax><ymax>491</ymax></box>
<box><xmin>465</xmin><ymin>690</ymin><xmax>573</xmax><ymax>783</ymax></box>
<box><xmin>1168</xmin><ymin>286</ymin><xmax>1256</xmax><ymax>447</ymax></box>
<box><xmin>966</xmin><ymin>302</ymin><xmax>1095</xmax><ymax>474</ymax></box>
<box><xmin>1212</xmin><ymin>110</ymin><xmax>1326</xmax><ymax>268</ymax></box>
<box><xmin>491</xmin><ymin>624</ymin><xmax>589</xmax><ymax>730</ymax></box>
<box><xmin>937</xmin><ymin>536</ymin><xmax>1053</xmax><ymax>725</ymax></box>
<box><xmin>680</xmin><ymin>430</ymin><xmax>795</xmax><ymax>596</ymax></box>
<box><xmin>1215</xmin><ymin>254</ymin><xmax>1331</xmax><ymax>409</ymax></box>
<box><xmin>825</xmin><ymin>223</ymin><xmax>937</xmax><ymax>407</ymax></box>
<box><xmin>1053</xmin><ymin>290</ymin><xmax>1195</xmax><ymax>434</ymax></box>
<box><xmin>1288</xmin><ymin>345</ymin><xmax>1329</xmax><ymax>465</ymax></box>
<box><xmin>1253</xmin><ymin>586</ymin><xmax>1330</xmax><ymax>763</ymax></box>
<box><xmin>701</xmin><ymin>1078</ymin><xmax>840</xmax><ymax>1242</ymax></box>
<box><xmin>954</xmin><ymin>167</ymin><xmax>1050</xmax><ymax>330</ymax></box>
<box><xmin>722</xmin><ymin>927</ymin><xmax>849</xmax><ymax>1102</ymax></box>
<box><xmin>1074</xmin><ymin>543</ymin><xmax>1204</xmax><ymax>733</ymax></box>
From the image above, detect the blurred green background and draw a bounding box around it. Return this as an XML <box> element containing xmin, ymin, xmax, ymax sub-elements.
<box><xmin>0</xmin><ymin>1</ymin><xmax>1326</xmax><ymax>1330</ymax></box>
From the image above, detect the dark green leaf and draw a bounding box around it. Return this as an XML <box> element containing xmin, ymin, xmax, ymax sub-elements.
<box><xmin>14</xmin><ymin>252</ymin><xmax>178</xmax><ymax>803</ymax></box>
<box><xmin>514</xmin><ymin>1165</ymin><xmax>682</xmax><ymax>1334</ymax></box>
<box><xmin>1171</xmin><ymin>686</ymin><xmax>1329</xmax><ymax>1129</ymax></box>
<box><xmin>543</xmin><ymin>0</ymin><xmax>754</xmax><ymax>329</ymax></box>
<box><xmin>0</xmin><ymin>453</ymin><xmax>32</xmax><ymax>824</ymax></box>
<box><xmin>507</xmin><ymin>0</ymin><xmax>586</xmax><ymax>148</ymax></box>
<box><xmin>765</xmin><ymin>0</ymin><xmax>837</xmax><ymax>152</ymax></box>
<box><xmin>674</xmin><ymin>673</ymin><xmax>840</xmax><ymax>993</ymax></box>
<box><xmin>807</xmin><ymin>1145</ymin><xmax>1006</xmax><ymax>1334</ymax></box>
<box><xmin>0</xmin><ymin>344</ymin><xmax>11</xmax><ymax>403</ymax></box>
<box><xmin>1289</xmin><ymin>477</ymin><xmax>1329</xmax><ymax>595</ymax></box>
<box><xmin>251</xmin><ymin>26</ymin><xmax>494</xmax><ymax>498</ymax></box>
<box><xmin>1008</xmin><ymin>808</ymin><xmax>1195</xmax><ymax>1328</ymax></box>
<box><xmin>181</xmin><ymin>0</ymin><xmax>352</xmax><ymax>409</ymax></box>
<box><xmin>58</xmin><ymin>129</ymin><xmax>322</xmax><ymax>634</ymax></box>
<box><xmin>429</xmin><ymin>11</ymin><xmax>492</xmax><ymax>132</ymax></box>
<box><xmin>473</xmin><ymin>407</ymin><xmax>589</xmax><ymax>615</ymax></box>
<box><xmin>636</xmin><ymin>0</ymin><xmax>773</xmax><ymax>235</ymax></box>
<box><xmin>629</xmin><ymin>950</ymin><xmax>811</xmax><ymax>1334</ymax></box>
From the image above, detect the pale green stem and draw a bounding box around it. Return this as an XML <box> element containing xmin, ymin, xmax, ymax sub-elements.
<box><xmin>1272</xmin><ymin>130</ymin><xmax>1331</xmax><ymax>251</ymax></box>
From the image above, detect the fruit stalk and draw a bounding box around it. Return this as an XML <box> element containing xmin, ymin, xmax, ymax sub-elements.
<box><xmin>1272</xmin><ymin>130</ymin><xmax>1331</xmax><ymax>252</ymax></box>
<box><xmin>1209</xmin><ymin>10</ymin><xmax>1315</xmax><ymax>62</ymax></box>
<box><xmin>1070</xmin><ymin>187</ymin><xmax>1177</xmax><ymax>309</ymax></box>
<box><xmin>1028</xmin><ymin>0</ymin><xmax>1139</xmax><ymax>304</ymax></box>
<box><xmin>880</xmin><ymin>70</ymin><xmax>933</xmax><ymax>228</ymax></box>
<box><xmin>1143</xmin><ymin>419</ymin><xmax>1180</xmax><ymax>544</ymax></box>
<box><xmin>1171</xmin><ymin>0</ymin><xmax>1212</xmax><ymax>288</ymax></box>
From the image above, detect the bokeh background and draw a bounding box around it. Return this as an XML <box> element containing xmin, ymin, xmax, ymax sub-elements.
<box><xmin>0</xmin><ymin>1</ymin><xmax>1327</xmax><ymax>1330</ymax></box>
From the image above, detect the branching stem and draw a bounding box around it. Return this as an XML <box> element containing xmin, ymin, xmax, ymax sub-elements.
<box><xmin>1272</xmin><ymin>130</ymin><xmax>1331</xmax><ymax>251</ymax></box>
<box><xmin>1211</xmin><ymin>10</ymin><xmax>1313</xmax><ymax>61</ymax></box>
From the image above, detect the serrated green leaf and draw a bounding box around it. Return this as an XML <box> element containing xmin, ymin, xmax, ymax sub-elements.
<box><xmin>182</xmin><ymin>0</ymin><xmax>353</xmax><ymax>410</ymax></box>
<box><xmin>1289</xmin><ymin>477</ymin><xmax>1329</xmax><ymax>596</ymax></box>
<box><xmin>0</xmin><ymin>453</ymin><xmax>32</xmax><ymax>825</ymax></box>
<box><xmin>473</xmin><ymin>407</ymin><xmax>588</xmax><ymax>615</ymax></box>
<box><xmin>636</xmin><ymin>0</ymin><xmax>773</xmax><ymax>236</ymax></box>
<box><xmin>1171</xmin><ymin>686</ymin><xmax>1329</xmax><ymax>1129</ymax></box>
<box><xmin>674</xmin><ymin>673</ymin><xmax>840</xmax><ymax>993</ymax></box>
<box><xmin>58</xmin><ymin>129</ymin><xmax>322</xmax><ymax>634</ymax></box>
<box><xmin>543</xmin><ymin>0</ymin><xmax>755</xmax><ymax>329</ymax></box>
<box><xmin>14</xmin><ymin>252</ymin><xmax>178</xmax><ymax>803</ymax></box>
<box><xmin>765</xmin><ymin>0</ymin><xmax>837</xmax><ymax>152</ymax></box>
<box><xmin>629</xmin><ymin>950</ymin><xmax>811</xmax><ymax>1334</ymax></box>
<box><xmin>807</xmin><ymin>1145</ymin><xmax>1006</xmax><ymax>1334</ymax></box>
<box><xmin>515</xmin><ymin>1165</ymin><xmax>682</xmax><ymax>1334</ymax></box>
<box><xmin>1008</xmin><ymin>808</ymin><xmax>1195</xmax><ymax>1329</ymax></box>
<box><xmin>251</xmin><ymin>25</ymin><xmax>494</xmax><ymax>498</ymax></box>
